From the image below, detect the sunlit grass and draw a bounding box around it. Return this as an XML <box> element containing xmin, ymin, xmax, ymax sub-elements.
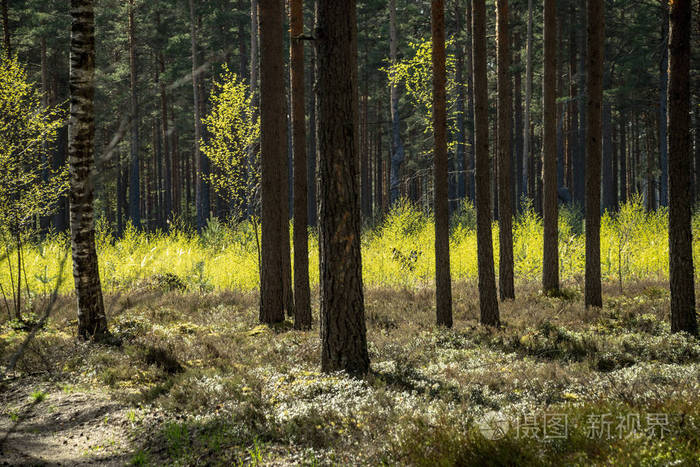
<box><xmin>0</xmin><ymin>197</ymin><xmax>695</xmax><ymax>298</ymax></box>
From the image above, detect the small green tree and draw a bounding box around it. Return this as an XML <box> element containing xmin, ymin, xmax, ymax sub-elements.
<box><xmin>200</xmin><ymin>67</ymin><xmax>261</xmax><ymax>266</ymax></box>
<box><xmin>0</xmin><ymin>55</ymin><xmax>67</xmax><ymax>320</ymax></box>
<box><xmin>386</xmin><ymin>39</ymin><xmax>460</xmax><ymax>146</ymax></box>
<box><xmin>201</xmin><ymin>66</ymin><xmax>260</xmax><ymax>219</ymax></box>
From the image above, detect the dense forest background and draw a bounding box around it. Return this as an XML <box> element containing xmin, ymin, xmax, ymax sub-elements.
<box><xmin>5</xmin><ymin>0</ymin><xmax>699</xmax><ymax>233</ymax></box>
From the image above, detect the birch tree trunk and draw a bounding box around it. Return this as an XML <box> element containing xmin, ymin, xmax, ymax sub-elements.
<box><xmin>69</xmin><ymin>0</ymin><xmax>108</xmax><ymax>340</ymax></box>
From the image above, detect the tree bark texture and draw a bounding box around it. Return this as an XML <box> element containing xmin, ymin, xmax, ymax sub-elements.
<box><xmin>432</xmin><ymin>0</ymin><xmax>453</xmax><ymax>327</ymax></box>
<box><xmin>472</xmin><ymin>0</ymin><xmax>499</xmax><ymax>326</ymax></box>
<box><xmin>496</xmin><ymin>0</ymin><xmax>514</xmax><ymax>300</ymax></box>
<box><xmin>316</xmin><ymin>0</ymin><xmax>369</xmax><ymax>374</ymax></box>
<box><xmin>69</xmin><ymin>0</ymin><xmax>108</xmax><ymax>340</ymax></box>
<box><xmin>290</xmin><ymin>0</ymin><xmax>311</xmax><ymax>330</ymax></box>
<box><xmin>542</xmin><ymin>0</ymin><xmax>559</xmax><ymax>294</ymax></box>
<box><xmin>258</xmin><ymin>0</ymin><xmax>286</xmax><ymax>324</ymax></box>
<box><xmin>584</xmin><ymin>0</ymin><xmax>604</xmax><ymax>308</ymax></box>
<box><xmin>668</xmin><ymin>0</ymin><xmax>697</xmax><ymax>335</ymax></box>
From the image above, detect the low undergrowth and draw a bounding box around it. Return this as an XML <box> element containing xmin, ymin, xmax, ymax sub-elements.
<box><xmin>1</xmin><ymin>198</ymin><xmax>696</xmax><ymax>302</ymax></box>
<box><xmin>1</xmin><ymin>282</ymin><xmax>698</xmax><ymax>465</ymax></box>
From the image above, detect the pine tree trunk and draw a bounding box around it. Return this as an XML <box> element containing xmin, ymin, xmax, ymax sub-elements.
<box><xmin>612</xmin><ymin>122</ymin><xmax>618</xmax><ymax>209</ymax></box>
<box><xmin>466</xmin><ymin>2</ymin><xmax>475</xmax><ymax>202</ymax></box>
<box><xmin>567</xmin><ymin>5</ymin><xmax>577</xmax><ymax>195</ymax></box>
<box><xmin>493</xmin><ymin>116</ymin><xmax>499</xmax><ymax>221</ymax></box>
<box><xmin>432</xmin><ymin>0</ymin><xmax>453</xmax><ymax>327</ymax></box>
<box><xmin>454</xmin><ymin>1</ymin><xmax>466</xmax><ymax>202</ymax></box>
<box><xmin>189</xmin><ymin>0</ymin><xmax>206</xmax><ymax>231</ymax></box>
<box><xmin>308</xmin><ymin>41</ymin><xmax>317</xmax><ymax>227</ymax></box>
<box><xmin>281</xmin><ymin>102</ymin><xmax>294</xmax><ymax>319</ymax></box>
<box><xmin>659</xmin><ymin>0</ymin><xmax>669</xmax><ymax>207</ymax></box>
<box><xmin>69</xmin><ymin>0</ymin><xmax>108</xmax><ymax>340</ymax></box>
<box><xmin>695</xmin><ymin>98</ymin><xmax>700</xmax><ymax>205</ymax></box>
<box><xmin>128</xmin><ymin>0</ymin><xmax>140</xmax><ymax>228</ymax></box>
<box><xmin>375</xmin><ymin>99</ymin><xmax>383</xmax><ymax>216</ymax></box>
<box><xmin>668</xmin><ymin>0</ymin><xmax>697</xmax><ymax>335</ymax></box>
<box><xmin>316</xmin><ymin>0</ymin><xmax>369</xmax><ymax>374</ymax></box>
<box><xmin>472</xmin><ymin>0</ymin><xmax>499</xmax><ymax>326</ymax></box>
<box><xmin>248</xmin><ymin>0</ymin><xmax>259</xmax><ymax>220</ymax></box>
<box><xmin>258</xmin><ymin>0</ymin><xmax>286</xmax><ymax>324</ymax></box>
<box><xmin>542</xmin><ymin>0</ymin><xmax>559</xmax><ymax>294</ymax></box>
<box><xmin>523</xmin><ymin>0</ymin><xmax>533</xmax><ymax>202</ymax></box>
<box><xmin>513</xmin><ymin>33</ymin><xmax>523</xmax><ymax>210</ymax></box>
<box><xmin>361</xmin><ymin>77</ymin><xmax>371</xmax><ymax>218</ymax></box>
<box><xmin>172</xmin><ymin>120</ymin><xmax>181</xmax><ymax>217</ymax></box>
<box><xmin>584</xmin><ymin>0</ymin><xmax>604</xmax><ymax>308</ymax></box>
<box><xmin>158</xmin><ymin>53</ymin><xmax>172</xmax><ymax>226</ymax></box>
<box><xmin>646</xmin><ymin>116</ymin><xmax>657</xmax><ymax>211</ymax></box>
<box><xmin>619</xmin><ymin>117</ymin><xmax>628</xmax><ymax>204</ymax></box>
<box><xmin>389</xmin><ymin>0</ymin><xmax>405</xmax><ymax>205</ymax></box>
<box><xmin>496</xmin><ymin>0</ymin><xmax>514</xmax><ymax>300</ymax></box>
<box><xmin>40</xmin><ymin>37</ymin><xmax>51</xmax><ymax>233</ymax></box>
<box><xmin>575</xmin><ymin>5</ymin><xmax>587</xmax><ymax>209</ymax></box>
<box><xmin>148</xmin><ymin>121</ymin><xmax>156</xmax><ymax>229</ymax></box>
<box><xmin>116</xmin><ymin>151</ymin><xmax>124</xmax><ymax>235</ymax></box>
<box><xmin>290</xmin><ymin>0</ymin><xmax>311</xmax><ymax>330</ymax></box>
<box><xmin>602</xmin><ymin>93</ymin><xmax>614</xmax><ymax>211</ymax></box>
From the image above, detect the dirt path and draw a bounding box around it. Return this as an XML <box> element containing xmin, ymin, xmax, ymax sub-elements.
<box><xmin>0</xmin><ymin>379</ymin><xmax>134</xmax><ymax>466</ymax></box>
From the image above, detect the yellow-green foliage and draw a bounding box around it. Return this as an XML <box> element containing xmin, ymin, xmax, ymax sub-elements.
<box><xmin>0</xmin><ymin>55</ymin><xmax>67</xmax><ymax>229</ymax></box>
<box><xmin>1</xmin><ymin>198</ymin><xmax>696</xmax><ymax>296</ymax></box>
<box><xmin>201</xmin><ymin>66</ymin><xmax>259</xmax><ymax>215</ymax></box>
<box><xmin>385</xmin><ymin>39</ymin><xmax>460</xmax><ymax>142</ymax></box>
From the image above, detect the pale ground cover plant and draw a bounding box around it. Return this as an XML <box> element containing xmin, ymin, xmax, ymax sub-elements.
<box><xmin>0</xmin><ymin>280</ymin><xmax>698</xmax><ymax>465</ymax></box>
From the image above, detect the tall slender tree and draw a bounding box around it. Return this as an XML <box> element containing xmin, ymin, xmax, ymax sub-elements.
<box><xmin>668</xmin><ymin>0</ymin><xmax>697</xmax><ymax>335</ymax></box>
<box><xmin>473</xmin><ymin>0</ymin><xmax>499</xmax><ymax>326</ymax></box>
<box><xmin>454</xmin><ymin>2</ymin><xmax>466</xmax><ymax>201</ymax></box>
<box><xmin>69</xmin><ymin>0</ymin><xmax>109</xmax><ymax>340</ymax></box>
<box><xmin>466</xmin><ymin>1</ymin><xmax>475</xmax><ymax>201</ymax></box>
<box><xmin>308</xmin><ymin>32</ymin><xmax>317</xmax><ymax>227</ymax></box>
<box><xmin>157</xmin><ymin>52</ymin><xmax>172</xmax><ymax>225</ymax></box>
<box><xmin>523</xmin><ymin>0</ymin><xmax>533</xmax><ymax>202</ymax></box>
<box><xmin>316</xmin><ymin>0</ymin><xmax>369</xmax><ymax>374</ymax></box>
<box><xmin>496</xmin><ymin>0</ymin><xmax>514</xmax><ymax>300</ymax></box>
<box><xmin>584</xmin><ymin>0</ymin><xmax>604</xmax><ymax>308</ymax></box>
<box><xmin>567</xmin><ymin>2</ymin><xmax>578</xmax><ymax>197</ymax></box>
<box><xmin>189</xmin><ymin>0</ymin><xmax>208</xmax><ymax>231</ymax></box>
<box><xmin>389</xmin><ymin>0</ymin><xmax>404</xmax><ymax>205</ymax></box>
<box><xmin>290</xmin><ymin>0</ymin><xmax>311</xmax><ymax>330</ymax></box>
<box><xmin>514</xmin><ymin>31</ymin><xmax>524</xmax><ymax>207</ymax></box>
<box><xmin>575</xmin><ymin>7</ymin><xmax>587</xmax><ymax>209</ymax></box>
<box><xmin>259</xmin><ymin>0</ymin><xmax>286</xmax><ymax>324</ymax></box>
<box><xmin>128</xmin><ymin>0</ymin><xmax>140</xmax><ymax>228</ymax></box>
<box><xmin>542</xmin><ymin>0</ymin><xmax>559</xmax><ymax>294</ymax></box>
<box><xmin>658</xmin><ymin>0</ymin><xmax>669</xmax><ymax>207</ymax></box>
<box><xmin>432</xmin><ymin>0</ymin><xmax>452</xmax><ymax>327</ymax></box>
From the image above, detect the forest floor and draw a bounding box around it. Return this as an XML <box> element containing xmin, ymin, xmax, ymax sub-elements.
<box><xmin>0</xmin><ymin>280</ymin><xmax>699</xmax><ymax>466</ymax></box>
